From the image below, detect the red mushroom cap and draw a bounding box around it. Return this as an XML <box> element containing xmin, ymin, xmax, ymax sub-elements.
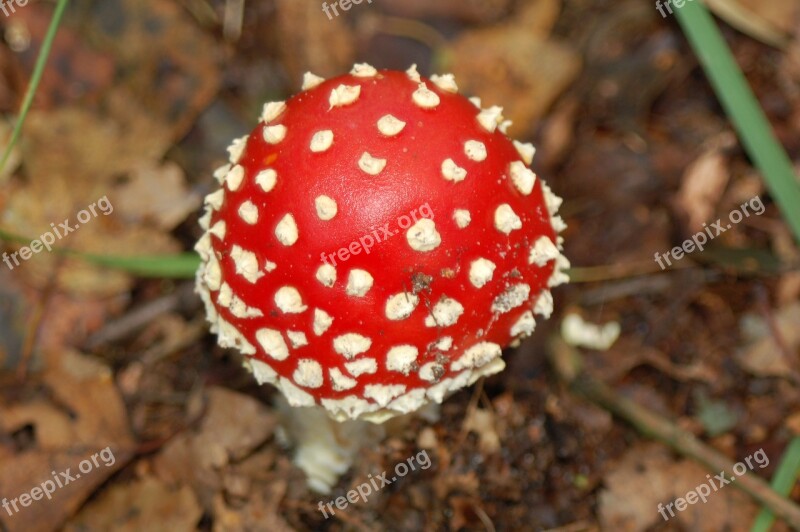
<box><xmin>195</xmin><ymin>64</ymin><xmax>568</xmax><ymax>422</ymax></box>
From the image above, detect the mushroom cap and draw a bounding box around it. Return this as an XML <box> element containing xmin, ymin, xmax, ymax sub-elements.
<box><xmin>195</xmin><ymin>65</ymin><xmax>568</xmax><ymax>423</ymax></box>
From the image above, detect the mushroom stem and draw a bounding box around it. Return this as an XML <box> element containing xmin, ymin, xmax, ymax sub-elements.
<box><xmin>274</xmin><ymin>396</ymin><xmax>440</xmax><ymax>493</ymax></box>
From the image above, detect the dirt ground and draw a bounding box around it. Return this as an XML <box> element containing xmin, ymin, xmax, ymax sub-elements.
<box><xmin>1</xmin><ymin>0</ymin><xmax>800</xmax><ymax>530</ymax></box>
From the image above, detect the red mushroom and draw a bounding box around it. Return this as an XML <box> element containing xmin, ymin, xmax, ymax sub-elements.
<box><xmin>195</xmin><ymin>63</ymin><xmax>568</xmax><ymax>491</ymax></box>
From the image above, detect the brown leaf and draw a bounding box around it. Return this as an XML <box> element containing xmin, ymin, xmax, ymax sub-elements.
<box><xmin>65</xmin><ymin>476</ymin><xmax>203</xmax><ymax>532</ymax></box>
<box><xmin>675</xmin><ymin>146</ymin><xmax>731</xmax><ymax>233</ymax></box>
<box><xmin>447</xmin><ymin>24</ymin><xmax>581</xmax><ymax>137</ymax></box>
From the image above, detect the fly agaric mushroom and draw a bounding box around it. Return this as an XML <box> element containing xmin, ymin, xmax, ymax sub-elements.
<box><xmin>195</xmin><ymin>63</ymin><xmax>568</xmax><ymax>491</ymax></box>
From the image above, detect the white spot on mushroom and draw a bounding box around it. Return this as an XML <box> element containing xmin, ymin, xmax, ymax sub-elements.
<box><xmin>231</xmin><ymin>245</ymin><xmax>264</xmax><ymax>284</ymax></box>
<box><xmin>238</xmin><ymin>200</ymin><xmax>259</xmax><ymax>225</ymax></box>
<box><xmin>430</xmin><ymin>336</ymin><xmax>453</xmax><ymax>352</ymax></box>
<box><xmin>511</xmin><ymin>310</ymin><xmax>536</xmax><ymax>338</ymax></box>
<box><xmin>534</xmin><ymin>290</ymin><xmax>554</xmax><ymax>319</ymax></box>
<box><xmin>274</xmin><ymin>286</ymin><xmax>307</xmax><ymax>314</ymax></box>
<box><xmin>315</xmin><ymin>264</ymin><xmax>337</xmax><ymax>287</ymax></box>
<box><xmin>406</xmin><ymin>64</ymin><xmax>421</xmax><ymax>83</ymax></box>
<box><xmin>477</xmin><ymin>106</ymin><xmax>504</xmax><ymax>133</ymax></box>
<box><xmin>548</xmin><ymin>254</ymin><xmax>571</xmax><ymax>288</ymax></box>
<box><xmin>204</xmin><ymin>189</ymin><xmax>225</xmax><ymax>211</ymax></box>
<box><xmin>216</xmin><ymin>282</ymin><xmax>233</xmax><ymax>308</ymax></box>
<box><xmin>492</xmin><ymin>283</ymin><xmax>530</xmax><ymax>314</ymax></box>
<box><xmin>227</xmin><ymin>135</ymin><xmax>248</xmax><ymax>163</ymax></box>
<box><xmin>494</xmin><ymin>204</ymin><xmax>522</xmax><ymax>234</ymax></box>
<box><xmin>441</xmin><ymin>158</ymin><xmax>467</xmax><ymax>182</ymax></box>
<box><xmin>345</xmin><ymin>358</ymin><xmax>377</xmax><ymax>377</ymax></box>
<box><xmin>364</xmin><ymin>384</ymin><xmax>407</xmax><ymax>407</ymax></box>
<box><xmin>346</xmin><ymin>269</ymin><xmax>374</xmax><ymax>297</ymax></box>
<box><xmin>329</xmin><ymin>84</ymin><xmax>361</xmax><ymax>108</ymax></box>
<box><xmin>209</xmin><ymin>220</ymin><xmax>226</xmax><ymax>240</ymax></box>
<box><xmin>464</xmin><ymin>140</ymin><xmax>487</xmax><ymax>162</ymax></box>
<box><xmin>313</xmin><ymin>308</ymin><xmax>334</xmax><ymax>336</ymax></box>
<box><xmin>358</xmin><ymin>152</ymin><xmax>387</xmax><ymax>175</ymax></box>
<box><xmin>230</xmin><ymin>295</ymin><xmax>264</xmax><ymax>319</ymax></box>
<box><xmin>195</xmin><ymin>233</ymin><xmax>212</xmax><ymax>260</ymax></box>
<box><xmin>202</xmin><ymin>255</ymin><xmax>222</xmax><ymax>291</ymax></box>
<box><xmin>386</xmin><ymin>345</ymin><xmax>418</xmax><ymax>375</ymax></box>
<box><xmin>217</xmin><ymin>318</ymin><xmax>255</xmax><ymax>354</ymax></box>
<box><xmin>406</xmin><ymin>219</ymin><xmax>441</xmax><ymax>252</ymax></box>
<box><xmin>275</xmin><ymin>213</ymin><xmax>299</xmax><ymax>246</ymax></box>
<box><xmin>529</xmin><ymin>236</ymin><xmax>559</xmax><ymax>266</ymax></box>
<box><xmin>412</xmin><ymin>83</ymin><xmax>440</xmax><ymax>109</ymax></box>
<box><xmin>256</xmin><ymin>328</ymin><xmax>289</xmax><ymax>361</ymax></box>
<box><xmin>509</xmin><ymin>161</ymin><xmax>537</xmax><ymax>196</ymax></box>
<box><xmin>329</xmin><ymin>368</ymin><xmax>357</xmax><ymax>391</ymax></box>
<box><xmin>280</xmin><ymin>377</ymin><xmax>315</xmax><ymax>407</ymax></box>
<box><xmin>419</xmin><ymin>363</ymin><xmax>444</xmax><ymax>383</ymax></box>
<box><xmin>350</xmin><ymin>63</ymin><xmax>377</xmax><ymax>77</ymax></box>
<box><xmin>213</xmin><ymin>163</ymin><xmax>231</xmax><ymax>184</ymax></box>
<box><xmin>302</xmin><ymin>71</ymin><xmax>325</xmax><ymax>90</ymax></box>
<box><xmin>264</xmin><ymin>260</ymin><xmax>277</xmax><ymax>272</ymax></box>
<box><xmin>225</xmin><ymin>165</ymin><xmax>245</xmax><ymax>192</ymax></box>
<box><xmin>249</xmin><ymin>358</ymin><xmax>277</xmax><ymax>385</ymax></box>
<box><xmin>430</xmin><ymin>73</ymin><xmax>458</xmax><ymax>93</ymax></box>
<box><xmin>514</xmin><ymin>140</ymin><xmax>536</xmax><ymax>165</ymax></box>
<box><xmin>263</xmin><ymin>124</ymin><xmax>287</xmax><ymax>144</ymax></box>
<box><xmin>499</xmin><ymin>120</ymin><xmax>513</xmax><ymax>134</ymax></box>
<box><xmin>377</xmin><ymin>114</ymin><xmax>406</xmax><ymax>136</ymax></box>
<box><xmin>425</xmin><ymin>297</ymin><xmax>464</xmax><ymax>327</ymax></box>
<box><xmin>540</xmin><ymin>181</ymin><xmax>563</xmax><ymax>215</ymax></box>
<box><xmin>551</xmin><ymin>215</ymin><xmax>568</xmax><ymax>233</ymax></box>
<box><xmin>315</xmin><ymin>195</ymin><xmax>337</xmax><ymax>220</ymax></box>
<box><xmin>385</xmin><ymin>292</ymin><xmax>419</xmax><ymax>320</ymax></box>
<box><xmin>451</xmin><ymin>342</ymin><xmax>502</xmax><ymax>371</ymax></box>
<box><xmin>261</xmin><ymin>101</ymin><xmax>287</xmax><ymax>123</ymax></box>
<box><xmin>469</xmin><ymin>258</ymin><xmax>496</xmax><ymax>288</ymax></box>
<box><xmin>293</xmin><ymin>359</ymin><xmax>323</xmax><ymax>388</ymax></box>
<box><xmin>333</xmin><ymin>333</ymin><xmax>372</xmax><ymax>360</ymax></box>
<box><xmin>287</xmin><ymin>331</ymin><xmax>308</xmax><ymax>349</ymax></box>
<box><xmin>310</xmin><ymin>130</ymin><xmax>334</xmax><ymax>152</ymax></box>
<box><xmin>197</xmin><ymin>208</ymin><xmax>211</xmax><ymax>231</ymax></box>
<box><xmin>453</xmin><ymin>209</ymin><xmax>471</xmax><ymax>228</ymax></box>
<box><xmin>255</xmin><ymin>169</ymin><xmax>277</xmax><ymax>193</ymax></box>
<box><xmin>469</xmin><ymin>96</ymin><xmax>482</xmax><ymax>108</ymax></box>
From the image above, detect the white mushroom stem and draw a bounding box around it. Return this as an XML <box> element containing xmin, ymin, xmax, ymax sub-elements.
<box><xmin>273</xmin><ymin>394</ymin><xmax>440</xmax><ymax>494</ymax></box>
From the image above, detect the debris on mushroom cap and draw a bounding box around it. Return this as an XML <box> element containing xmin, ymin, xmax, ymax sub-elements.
<box><xmin>195</xmin><ymin>64</ymin><xmax>569</xmax><ymax>423</ymax></box>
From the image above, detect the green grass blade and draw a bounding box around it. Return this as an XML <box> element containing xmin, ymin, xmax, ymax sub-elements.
<box><xmin>673</xmin><ymin>3</ymin><xmax>800</xmax><ymax>245</ymax></box>
<box><xmin>0</xmin><ymin>0</ymin><xmax>70</xmax><ymax>170</ymax></box>
<box><xmin>0</xmin><ymin>227</ymin><xmax>200</xmax><ymax>278</ymax></box>
<box><xmin>751</xmin><ymin>438</ymin><xmax>800</xmax><ymax>532</ymax></box>
<box><xmin>73</xmin><ymin>251</ymin><xmax>201</xmax><ymax>278</ymax></box>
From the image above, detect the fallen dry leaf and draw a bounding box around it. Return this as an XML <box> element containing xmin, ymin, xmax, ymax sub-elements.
<box><xmin>675</xmin><ymin>147</ymin><xmax>731</xmax><ymax>233</ymax></box>
<box><xmin>65</xmin><ymin>476</ymin><xmax>203</xmax><ymax>532</ymax></box>
<box><xmin>736</xmin><ymin>302</ymin><xmax>800</xmax><ymax>379</ymax></box>
<box><xmin>447</xmin><ymin>22</ymin><xmax>581</xmax><ymax>137</ymax></box>
<box><xmin>0</xmin><ymin>351</ymin><xmax>134</xmax><ymax>532</ymax></box>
